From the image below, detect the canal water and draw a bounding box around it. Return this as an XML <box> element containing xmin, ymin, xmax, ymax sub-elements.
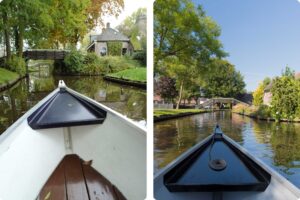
<box><xmin>0</xmin><ymin>64</ymin><xmax>146</xmax><ymax>134</ymax></box>
<box><xmin>154</xmin><ymin>111</ymin><xmax>300</xmax><ymax>188</ymax></box>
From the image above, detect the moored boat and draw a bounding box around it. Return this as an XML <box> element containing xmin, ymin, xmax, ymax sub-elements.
<box><xmin>154</xmin><ymin>125</ymin><xmax>300</xmax><ymax>200</ymax></box>
<box><xmin>0</xmin><ymin>80</ymin><xmax>146</xmax><ymax>200</ymax></box>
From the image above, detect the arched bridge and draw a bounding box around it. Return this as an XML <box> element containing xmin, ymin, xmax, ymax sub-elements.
<box><xmin>200</xmin><ymin>97</ymin><xmax>249</xmax><ymax>109</ymax></box>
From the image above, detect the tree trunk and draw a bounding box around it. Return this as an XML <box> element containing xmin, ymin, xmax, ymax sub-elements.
<box><xmin>14</xmin><ymin>26</ymin><xmax>19</xmax><ymax>52</ymax></box>
<box><xmin>17</xmin><ymin>24</ymin><xmax>24</xmax><ymax>57</ymax></box>
<box><xmin>176</xmin><ymin>81</ymin><xmax>184</xmax><ymax>109</ymax></box>
<box><xmin>3</xmin><ymin>11</ymin><xmax>11</xmax><ymax>60</ymax></box>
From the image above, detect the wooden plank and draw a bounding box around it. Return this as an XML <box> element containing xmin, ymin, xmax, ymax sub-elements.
<box><xmin>64</xmin><ymin>155</ymin><xmax>90</xmax><ymax>200</ymax></box>
<box><xmin>37</xmin><ymin>161</ymin><xmax>67</xmax><ymax>200</ymax></box>
<box><xmin>82</xmin><ymin>163</ymin><xmax>126</xmax><ymax>200</ymax></box>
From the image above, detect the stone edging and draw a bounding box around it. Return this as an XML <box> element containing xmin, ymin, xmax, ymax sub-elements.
<box><xmin>0</xmin><ymin>75</ymin><xmax>26</xmax><ymax>92</ymax></box>
<box><xmin>103</xmin><ymin>75</ymin><xmax>146</xmax><ymax>89</ymax></box>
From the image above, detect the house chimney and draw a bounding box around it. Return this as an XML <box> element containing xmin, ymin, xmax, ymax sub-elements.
<box><xmin>106</xmin><ymin>22</ymin><xmax>110</xmax><ymax>29</ymax></box>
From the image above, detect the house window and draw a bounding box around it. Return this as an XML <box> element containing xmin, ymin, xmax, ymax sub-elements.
<box><xmin>122</xmin><ymin>48</ymin><xmax>127</xmax><ymax>55</ymax></box>
<box><xmin>100</xmin><ymin>47</ymin><xmax>107</xmax><ymax>56</ymax></box>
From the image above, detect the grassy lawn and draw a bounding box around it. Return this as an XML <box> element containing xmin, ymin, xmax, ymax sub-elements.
<box><xmin>0</xmin><ymin>68</ymin><xmax>19</xmax><ymax>85</ymax></box>
<box><xmin>107</xmin><ymin>67</ymin><xmax>146</xmax><ymax>82</ymax></box>
<box><xmin>154</xmin><ymin>109</ymin><xmax>206</xmax><ymax>117</ymax></box>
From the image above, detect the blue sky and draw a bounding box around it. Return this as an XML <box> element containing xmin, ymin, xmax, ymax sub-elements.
<box><xmin>195</xmin><ymin>0</ymin><xmax>300</xmax><ymax>91</ymax></box>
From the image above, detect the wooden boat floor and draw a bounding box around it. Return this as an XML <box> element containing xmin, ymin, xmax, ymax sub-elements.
<box><xmin>37</xmin><ymin>154</ymin><xmax>126</xmax><ymax>200</ymax></box>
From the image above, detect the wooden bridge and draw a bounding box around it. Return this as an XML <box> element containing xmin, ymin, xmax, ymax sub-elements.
<box><xmin>0</xmin><ymin>49</ymin><xmax>69</xmax><ymax>75</ymax></box>
<box><xmin>200</xmin><ymin>97</ymin><xmax>249</xmax><ymax>109</ymax></box>
<box><xmin>23</xmin><ymin>49</ymin><xmax>69</xmax><ymax>60</ymax></box>
<box><xmin>0</xmin><ymin>49</ymin><xmax>69</xmax><ymax>61</ymax></box>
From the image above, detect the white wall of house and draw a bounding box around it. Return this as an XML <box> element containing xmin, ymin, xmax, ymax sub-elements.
<box><xmin>93</xmin><ymin>41</ymin><xmax>131</xmax><ymax>56</ymax></box>
<box><xmin>263</xmin><ymin>92</ymin><xmax>272</xmax><ymax>106</ymax></box>
<box><xmin>95</xmin><ymin>42</ymin><xmax>107</xmax><ymax>56</ymax></box>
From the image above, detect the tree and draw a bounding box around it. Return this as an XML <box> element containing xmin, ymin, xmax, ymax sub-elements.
<box><xmin>154</xmin><ymin>0</ymin><xmax>226</xmax><ymax>72</ymax></box>
<box><xmin>253</xmin><ymin>77</ymin><xmax>271</xmax><ymax>106</ymax></box>
<box><xmin>201</xmin><ymin>59</ymin><xmax>245</xmax><ymax>98</ymax></box>
<box><xmin>262</xmin><ymin>77</ymin><xmax>271</xmax><ymax>87</ymax></box>
<box><xmin>270</xmin><ymin>76</ymin><xmax>300</xmax><ymax>120</ymax></box>
<box><xmin>0</xmin><ymin>0</ymin><xmax>12</xmax><ymax>59</ymax></box>
<box><xmin>281</xmin><ymin>66</ymin><xmax>295</xmax><ymax>78</ymax></box>
<box><xmin>253</xmin><ymin>82</ymin><xmax>264</xmax><ymax>106</ymax></box>
<box><xmin>117</xmin><ymin>8</ymin><xmax>146</xmax><ymax>50</ymax></box>
<box><xmin>86</xmin><ymin>0</ymin><xmax>124</xmax><ymax>29</ymax></box>
<box><xmin>155</xmin><ymin>76</ymin><xmax>178</xmax><ymax>103</ymax></box>
<box><xmin>154</xmin><ymin>0</ymin><xmax>227</xmax><ymax>109</ymax></box>
<box><xmin>162</xmin><ymin>56</ymin><xmax>197</xmax><ymax>109</ymax></box>
<box><xmin>0</xmin><ymin>0</ymin><xmax>124</xmax><ymax>52</ymax></box>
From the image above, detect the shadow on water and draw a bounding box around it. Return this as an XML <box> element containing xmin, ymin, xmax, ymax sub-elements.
<box><xmin>154</xmin><ymin>111</ymin><xmax>300</xmax><ymax>188</ymax></box>
<box><xmin>0</xmin><ymin>64</ymin><xmax>146</xmax><ymax>134</ymax></box>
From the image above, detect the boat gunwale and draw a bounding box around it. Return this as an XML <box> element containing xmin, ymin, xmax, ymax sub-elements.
<box><xmin>154</xmin><ymin>133</ymin><xmax>300</xmax><ymax>197</ymax></box>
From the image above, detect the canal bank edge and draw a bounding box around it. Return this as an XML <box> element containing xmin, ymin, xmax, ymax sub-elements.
<box><xmin>154</xmin><ymin>110</ymin><xmax>214</xmax><ymax>122</ymax></box>
<box><xmin>232</xmin><ymin>111</ymin><xmax>300</xmax><ymax>123</ymax></box>
<box><xmin>0</xmin><ymin>75</ymin><xmax>26</xmax><ymax>93</ymax></box>
<box><xmin>103</xmin><ymin>75</ymin><xmax>146</xmax><ymax>89</ymax></box>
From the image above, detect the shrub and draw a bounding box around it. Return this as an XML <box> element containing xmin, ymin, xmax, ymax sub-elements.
<box><xmin>100</xmin><ymin>56</ymin><xmax>136</xmax><ymax>73</ymax></box>
<box><xmin>254</xmin><ymin>105</ymin><xmax>271</xmax><ymax>118</ymax></box>
<box><xmin>5</xmin><ymin>56</ymin><xmax>26</xmax><ymax>75</ymax></box>
<box><xmin>63</xmin><ymin>50</ymin><xmax>85</xmax><ymax>73</ymax></box>
<box><xmin>82</xmin><ymin>52</ymin><xmax>105</xmax><ymax>75</ymax></box>
<box><xmin>107</xmin><ymin>42</ymin><xmax>122</xmax><ymax>56</ymax></box>
<box><xmin>133</xmin><ymin>51</ymin><xmax>146</xmax><ymax>66</ymax></box>
<box><xmin>270</xmin><ymin>76</ymin><xmax>300</xmax><ymax>120</ymax></box>
<box><xmin>61</xmin><ymin>50</ymin><xmax>140</xmax><ymax>75</ymax></box>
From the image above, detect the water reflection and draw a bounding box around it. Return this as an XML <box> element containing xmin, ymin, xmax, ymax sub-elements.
<box><xmin>0</xmin><ymin>65</ymin><xmax>146</xmax><ymax>134</ymax></box>
<box><xmin>154</xmin><ymin>111</ymin><xmax>300</xmax><ymax>188</ymax></box>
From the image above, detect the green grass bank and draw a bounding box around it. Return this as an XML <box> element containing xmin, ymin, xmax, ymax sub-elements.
<box><xmin>106</xmin><ymin>68</ymin><xmax>146</xmax><ymax>82</ymax></box>
<box><xmin>154</xmin><ymin>109</ymin><xmax>210</xmax><ymax>122</ymax></box>
<box><xmin>0</xmin><ymin>68</ymin><xmax>20</xmax><ymax>85</ymax></box>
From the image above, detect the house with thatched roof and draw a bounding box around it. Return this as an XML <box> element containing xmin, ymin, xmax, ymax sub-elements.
<box><xmin>87</xmin><ymin>23</ymin><xmax>134</xmax><ymax>56</ymax></box>
<box><xmin>263</xmin><ymin>72</ymin><xmax>300</xmax><ymax>105</ymax></box>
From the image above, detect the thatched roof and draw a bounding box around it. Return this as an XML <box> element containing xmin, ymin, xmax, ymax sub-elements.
<box><xmin>90</xmin><ymin>23</ymin><xmax>129</xmax><ymax>42</ymax></box>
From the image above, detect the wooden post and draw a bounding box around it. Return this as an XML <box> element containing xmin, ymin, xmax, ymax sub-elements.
<box><xmin>25</xmin><ymin>59</ymin><xmax>29</xmax><ymax>77</ymax></box>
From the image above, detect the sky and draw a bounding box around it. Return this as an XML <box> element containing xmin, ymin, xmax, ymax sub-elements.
<box><xmin>195</xmin><ymin>0</ymin><xmax>300</xmax><ymax>91</ymax></box>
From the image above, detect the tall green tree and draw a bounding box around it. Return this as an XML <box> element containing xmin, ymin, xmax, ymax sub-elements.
<box><xmin>154</xmin><ymin>0</ymin><xmax>227</xmax><ymax>108</ymax></box>
<box><xmin>0</xmin><ymin>0</ymin><xmax>124</xmax><ymax>52</ymax></box>
<box><xmin>162</xmin><ymin>56</ymin><xmax>197</xmax><ymax>109</ymax></box>
<box><xmin>11</xmin><ymin>0</ymin><xmax>53</xmax><ymax>56</ymax></box>
<box><xmin>201</xmin><ymin>59</ymin><xmax>245</xmax><ymax>98</ymax></box>
<box><xmin>0</xmin><ymin>0</ymin><xmax>12</xmax><ymax>59</ymax></box>
<box><xmin>154</xmin><ymin>0</ymin><xmax>226</xmax><ymax>71</ymax></box>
